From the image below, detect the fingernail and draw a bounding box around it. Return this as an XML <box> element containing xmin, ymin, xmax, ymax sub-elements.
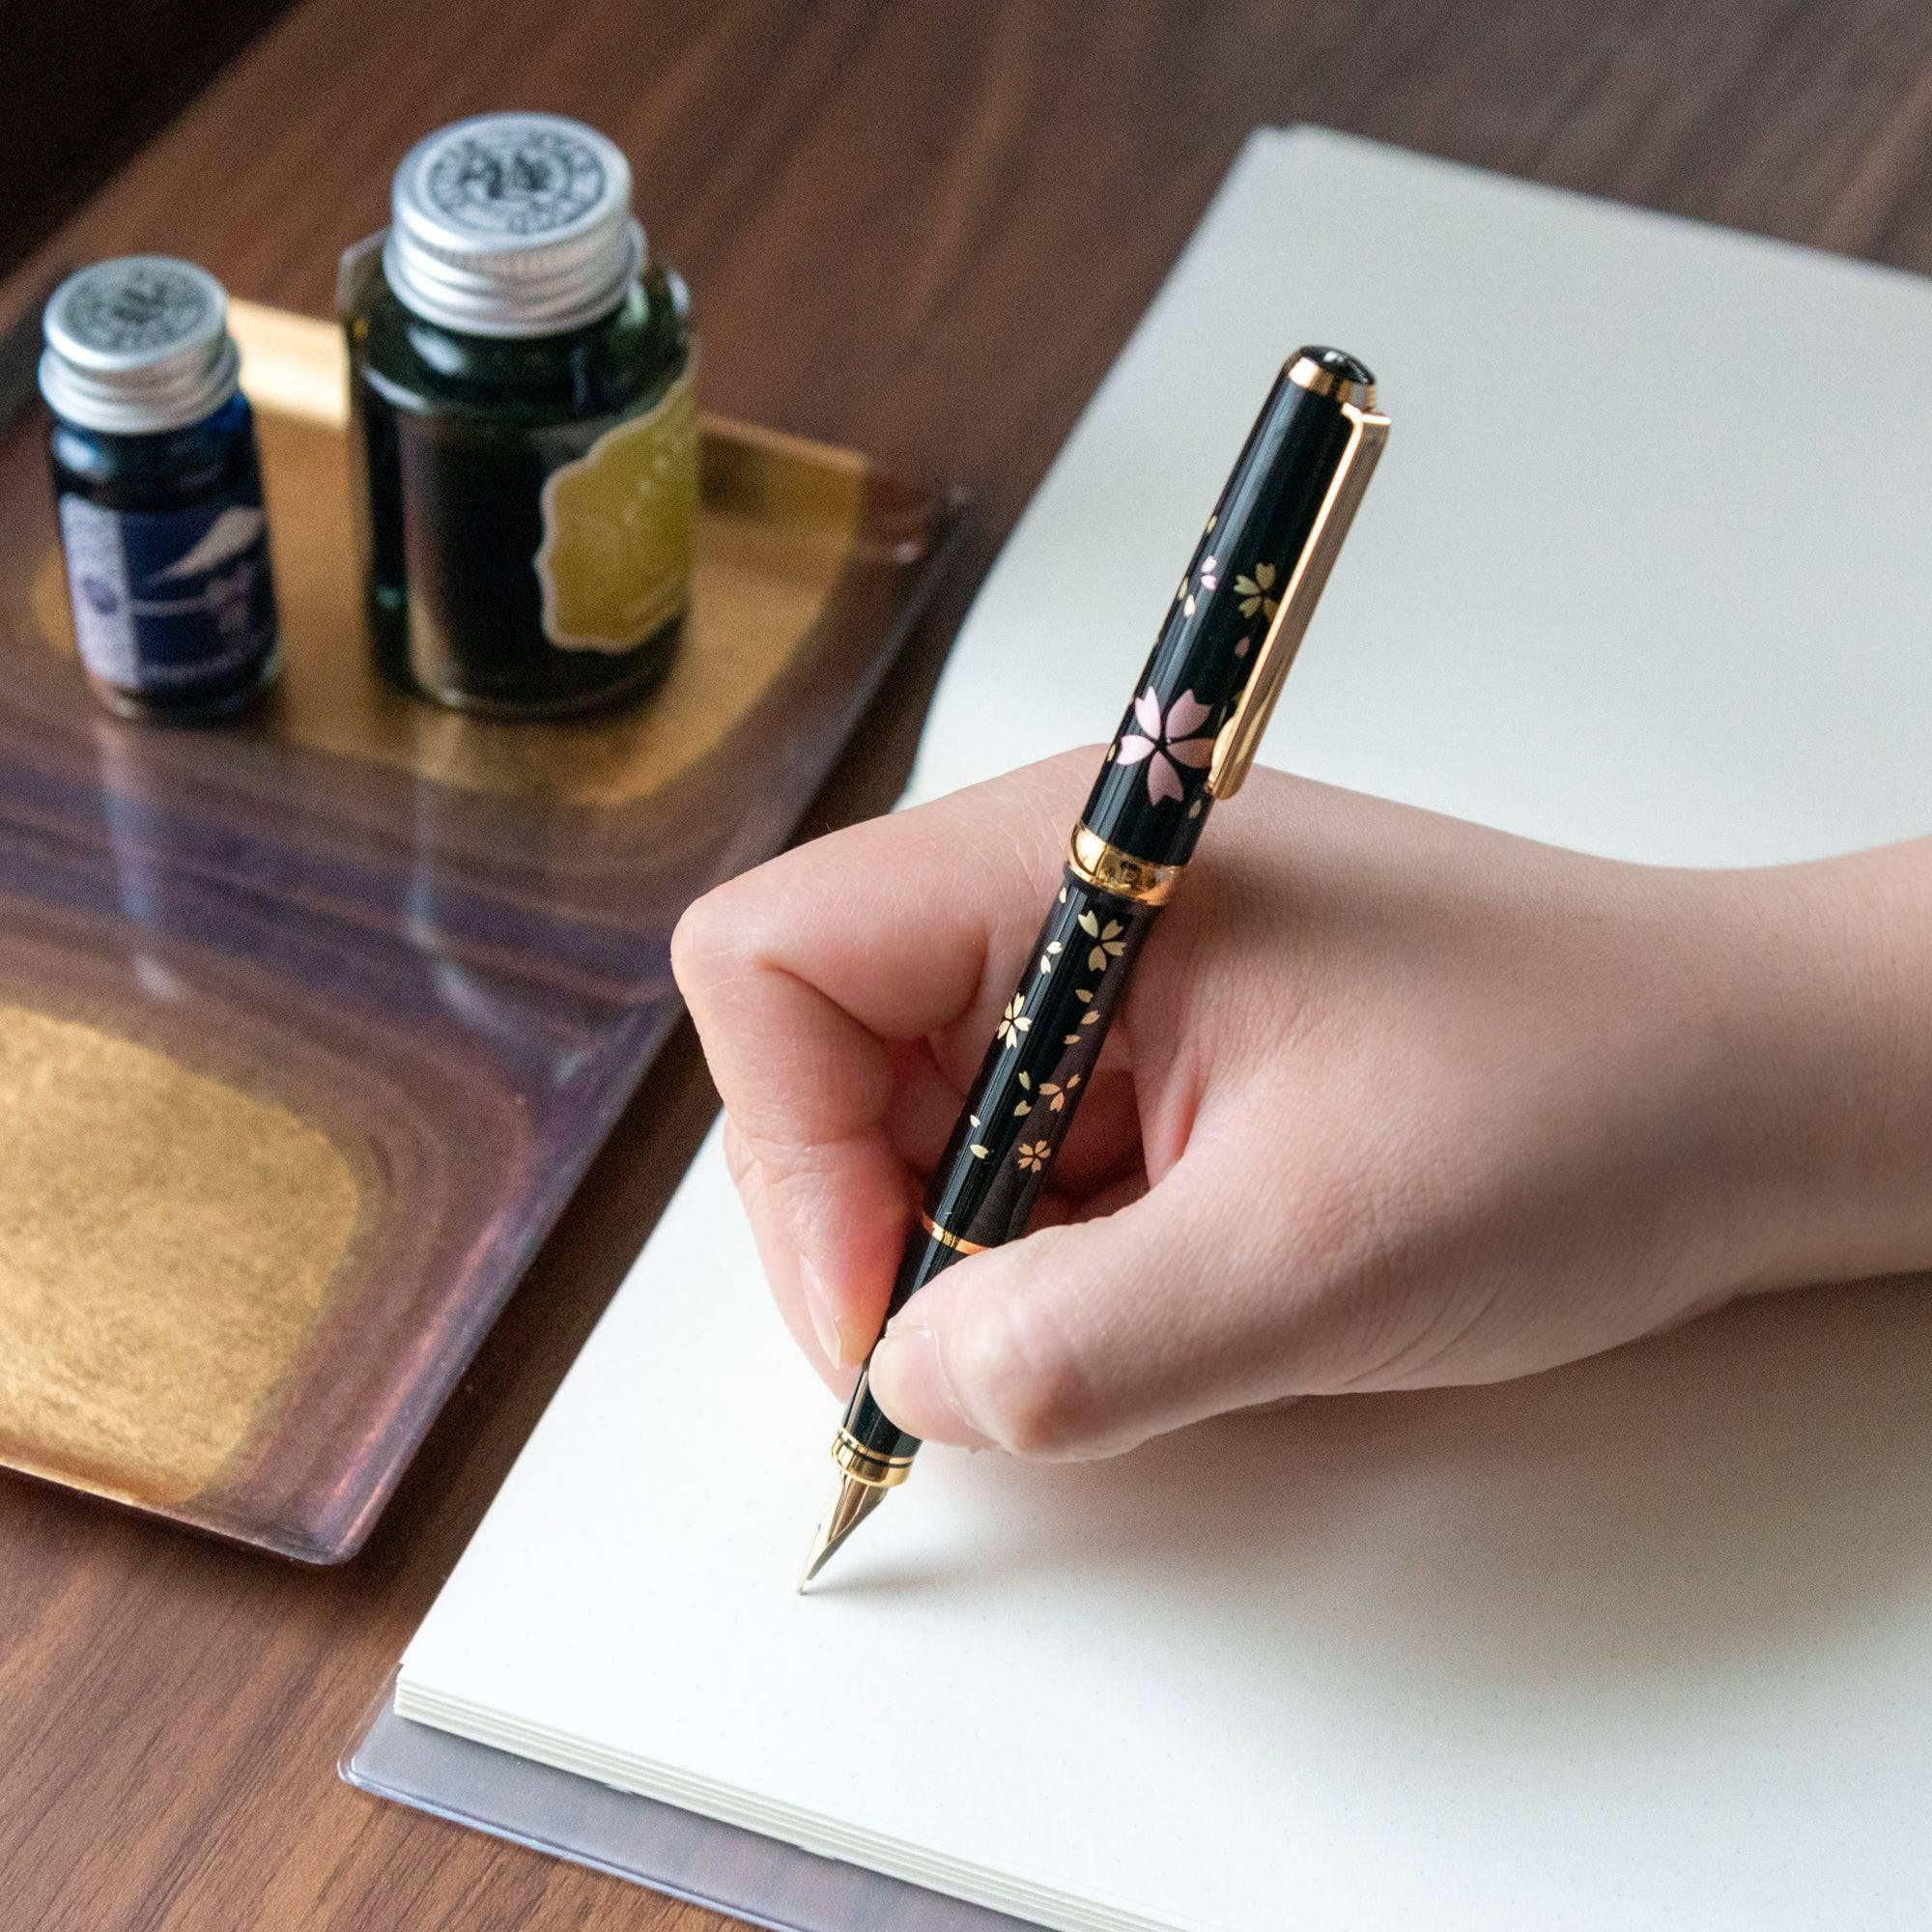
<box><xmin>799</xmin><ymin>1255</ymin><xmax>848</xmax><ymax>1367</ymax></box>
<box><xmin>867</xmin><ymin>1322</ymin><xmax>988</xmax><ymax>1448</ymax></box>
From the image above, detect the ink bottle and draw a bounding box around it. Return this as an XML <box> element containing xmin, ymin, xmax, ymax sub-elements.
<box><xmin>341</xmin><ymin>112</ymin><xmax>696</xmax><ymax>718</ymax></box>
<box><xmin>41</xmin><ymin>257</ymin><xmax>279</xmax><ymax>723</ymax></box>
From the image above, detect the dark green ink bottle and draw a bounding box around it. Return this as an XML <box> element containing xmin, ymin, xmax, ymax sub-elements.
<box><xmin>341</xmin><ymin>113</ymin><xmax>696</xmax><ymax>717</ymax></box>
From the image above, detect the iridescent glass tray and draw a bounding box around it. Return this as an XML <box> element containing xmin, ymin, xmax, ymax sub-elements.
<box><xmin>0</xmin><ymin>301</ymin><xmax>964</xmax><ymax>1561</ymax></box>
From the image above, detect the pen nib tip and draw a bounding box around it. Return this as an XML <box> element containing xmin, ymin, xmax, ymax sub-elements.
<box><xmin>797</xmin><ymin>1472</ymin><xmax>890</xmax><ymax>1593</ymax></box>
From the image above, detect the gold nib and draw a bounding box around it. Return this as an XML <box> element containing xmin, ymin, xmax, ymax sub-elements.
<box><xmin>797</xmin><ymin>1473</ymin><xmax>890</xmax><ymax>1592</ymax></box>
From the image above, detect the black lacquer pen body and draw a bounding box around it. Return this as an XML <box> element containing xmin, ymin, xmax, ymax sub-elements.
<box><xmin>801</xmin><ymin>348</ymin><xmax>1390</xmax><ymax>1587</ymax></box>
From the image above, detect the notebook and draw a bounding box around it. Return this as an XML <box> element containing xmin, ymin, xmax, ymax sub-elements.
<box><xmin>394</xmin><ymin>128</ymin><xmax>1932</xmax><ymax>1931</ymax></box>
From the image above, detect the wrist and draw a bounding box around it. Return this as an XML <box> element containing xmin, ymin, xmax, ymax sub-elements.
<box><xmin>1715</xmin><ymin>842</ymin><xmax>1932</xmax><ymax>1288</ymax></box>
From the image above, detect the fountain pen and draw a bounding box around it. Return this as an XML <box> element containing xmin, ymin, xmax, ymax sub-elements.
<box><xmin>800</xmin><ymin>348</ymin><xmax>1390</xmax><ymax>1588</ymax></box>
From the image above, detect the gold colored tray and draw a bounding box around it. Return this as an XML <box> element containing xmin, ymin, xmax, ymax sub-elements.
<box><xmin>0</xmin><ymin>301</ymin><xmax>963</xmax><ymax>1560</ymax></box>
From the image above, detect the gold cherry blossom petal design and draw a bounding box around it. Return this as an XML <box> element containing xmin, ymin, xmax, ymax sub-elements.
<box><xmin>1235</xmin><ymin>561</ymin><xmax>1278</xmax><ymax>621</ymax></box>
<box><xmin>995</xmin><ymin>995</ymin><xmax>1032</xmax><ymax>1048</ymax></box>
<box><xmin>1015</xmin><ymin>1140</ymin><xmax>1052</xmax><ymax>1175</ymax></box>
<box><xmin>1086</xmin><ymin>918</ymin><xmax>1126</xmax><ymax>970</ymax></box>
<box><xmin>1039</xmin><ymin>1072</ymin><xmax>1082</xmax><ymax>1113</ymax></box>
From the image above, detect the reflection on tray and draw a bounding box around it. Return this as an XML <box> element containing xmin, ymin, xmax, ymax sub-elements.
<box><xmin>27</xmin><ymin>305</ymin><xmax>888</xmax><ymax>810</ymax></box>
<box><xmin>0</xmin><ymin>298</ymin><xmax>964</xmax><ymax>1559</ymax></box>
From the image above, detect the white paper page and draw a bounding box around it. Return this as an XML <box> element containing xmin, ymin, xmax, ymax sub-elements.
<box><xmin>401</xmin><ymin>128</ymin><xmax>1932</xmax><ymax>1931</ymax></box>
<box><xmin>905</xmin><ymin>128</ymin><xmax>1932</xmax><ymax>866</ymax></box>
<box><xmin>402</xmin><ymin>1133</ymin><xmax>1932</xmax><ymax>1931</ymax></box>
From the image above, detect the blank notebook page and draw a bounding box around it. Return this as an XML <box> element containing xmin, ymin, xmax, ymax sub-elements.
<box><xmin>399</xmin><ymin>128</ymin><xmax>1932</xmax><ymax>1931</ymax></box>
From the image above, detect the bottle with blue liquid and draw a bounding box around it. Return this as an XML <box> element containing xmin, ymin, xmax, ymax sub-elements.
<box><xmin>41</xmin><ymin>256</ymin><xmax>279</xmax><ymax>723</ymax></box>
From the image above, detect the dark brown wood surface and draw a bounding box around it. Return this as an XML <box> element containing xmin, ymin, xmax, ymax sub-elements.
<box><xmin>4</xmin><ymin>1</ymin><xmax>1931</xmax><ymax>1924</ymax></box>
<box><xmin>0</xmin><ymin>0</ymin><xmax>298</xmax><ymax>279</ymax></box>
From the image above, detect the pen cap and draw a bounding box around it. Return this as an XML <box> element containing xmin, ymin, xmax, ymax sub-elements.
<box><xmin>1078</xmin><ymin>349</ymin><xmax>1387</xmax><ymax>867</ymax></box>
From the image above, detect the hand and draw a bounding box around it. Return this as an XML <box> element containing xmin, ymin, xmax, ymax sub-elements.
<box><xmin>671</xmin><ymin>753</ymin><xmax>1932</xmax><ymax>1461</ymax></box>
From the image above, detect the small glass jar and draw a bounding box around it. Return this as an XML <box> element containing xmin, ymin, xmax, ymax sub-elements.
<box><xmin>341</xmin><ymin>112</ymin><xmax>697</xmax><ymax>718</ymax></box>
<box><xmin>41</xmin><ymin>256</ymin><xmax>280</xmax><ymax>724</ymax></box>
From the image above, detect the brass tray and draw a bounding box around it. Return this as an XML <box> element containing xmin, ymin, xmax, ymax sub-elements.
<box><xmin>0</xmin><ymin>301</ymin><xmax>963</xmax><ymax>1561</ymax></box>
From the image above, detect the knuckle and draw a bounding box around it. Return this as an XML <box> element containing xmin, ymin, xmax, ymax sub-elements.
<box><xmin>668</xmin><ymin>884</ymin><xmax>731</xmax><ymax>990</ymax></box>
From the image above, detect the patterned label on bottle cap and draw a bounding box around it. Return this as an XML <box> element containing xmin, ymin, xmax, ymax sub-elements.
<box><xmin>60</xmin><ymin>261</ymin><xmax>214</xmax><ymax>358</ymax></box>
<box><xmin>533</xmin><ymin>365</ymin><xmax>698</xmax><ymax>654</ymax></box>
<box><xmin>425</xmin><ymin>125</ymin><xmax>610</xmax><ymax>238</ymax></box>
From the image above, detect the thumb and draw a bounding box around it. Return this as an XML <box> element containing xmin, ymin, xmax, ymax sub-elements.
<box><xmin>866</xmin><ymin>1166</ymin><xmax>1275</xmax><ymax>1462</ymax></box>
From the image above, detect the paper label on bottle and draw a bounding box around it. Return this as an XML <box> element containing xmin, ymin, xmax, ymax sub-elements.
<box><xmin>58</xmin><ymin>493</ymin><xmax>276</xmax><ymax>693</ymax></box>
<box><xmin>532</xmin><ymin>364</ymin><xmax>698</xmax><ymax>654</ymax></box>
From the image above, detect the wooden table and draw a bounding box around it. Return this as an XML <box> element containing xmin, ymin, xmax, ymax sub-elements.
<box><xmin>5</xmin><ymin>3</ymin><xmax>1930</xmax><ymax>1924</ymax></box>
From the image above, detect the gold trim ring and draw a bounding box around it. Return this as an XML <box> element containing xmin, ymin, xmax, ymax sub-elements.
<box><xmin>1068</xmin><ymin>825</ymin><xmax>1182</xmax><ymax>906</ymax></box>
<box><xmin>1286</xmin><ymin>351</ymin><xmax>1377</xmax><ymax>411</ymax></box>
<box><xmin>920</xmin><ymin>1210</ymin><xmax>986</xmax><ymax>1255</ymax></box>
<box><xmin>834</xmin><ymin>1430</ymin><xmax>916</xmax><ymax>1488</ymax></box>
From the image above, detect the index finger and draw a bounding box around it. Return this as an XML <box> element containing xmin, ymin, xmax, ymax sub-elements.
<box><xmin>670</xmin><ymin>752</ymin><xmax>1094</xmax><ymax>1370</ymax></box>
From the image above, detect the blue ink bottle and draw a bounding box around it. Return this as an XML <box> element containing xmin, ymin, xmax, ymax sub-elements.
<box><xmin>41</xmin><ymin>256</ymin><xmax>279</xmax><ymax>723</ymax></box>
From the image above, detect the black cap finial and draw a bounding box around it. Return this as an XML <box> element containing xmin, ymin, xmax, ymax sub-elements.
<box><xmin>1286</xmin><ymin>346</ymin><xmax>1377</xmax><ymax>408</ymax></box>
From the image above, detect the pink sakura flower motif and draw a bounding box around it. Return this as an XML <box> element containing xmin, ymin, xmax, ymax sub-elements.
<box><xmin>1115</xmin><ymin>688</ymin><xmax>1215</xmax><ymax>805</ymax></box>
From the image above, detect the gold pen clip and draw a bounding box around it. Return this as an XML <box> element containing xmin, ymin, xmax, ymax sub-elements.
<box><xmin>1206</xmin><ymin>387</ymin><xmax>1390</xmax><ymax>799</ymax></box>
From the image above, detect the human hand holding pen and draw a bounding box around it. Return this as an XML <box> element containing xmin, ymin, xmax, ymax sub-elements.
<box><xmin>673</xmin><ymin>753</ymin><xmax>1932</xmax><ymax>1462</ymax></box>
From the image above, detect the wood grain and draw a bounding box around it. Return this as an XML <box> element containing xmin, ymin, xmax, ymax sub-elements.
<box><xmin>0</xmin><ymin>0</ymin><xmax>297</xmax><ymax>278</ymax></box>
<box><xmin>4</xmin><ymin>0</ymin><xmax>1931</xmax><ymax>1923</ymax></box>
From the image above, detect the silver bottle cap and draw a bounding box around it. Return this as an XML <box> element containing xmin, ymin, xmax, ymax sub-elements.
<box><xmin>383</xmin><ymin>112</ymin><xmax>643</xmax><ymax>338</ymax></box>
<box><xmin>40</xmin><ymin>256</ymin><xmax>241</xmax><ymax>436</ymax></box>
